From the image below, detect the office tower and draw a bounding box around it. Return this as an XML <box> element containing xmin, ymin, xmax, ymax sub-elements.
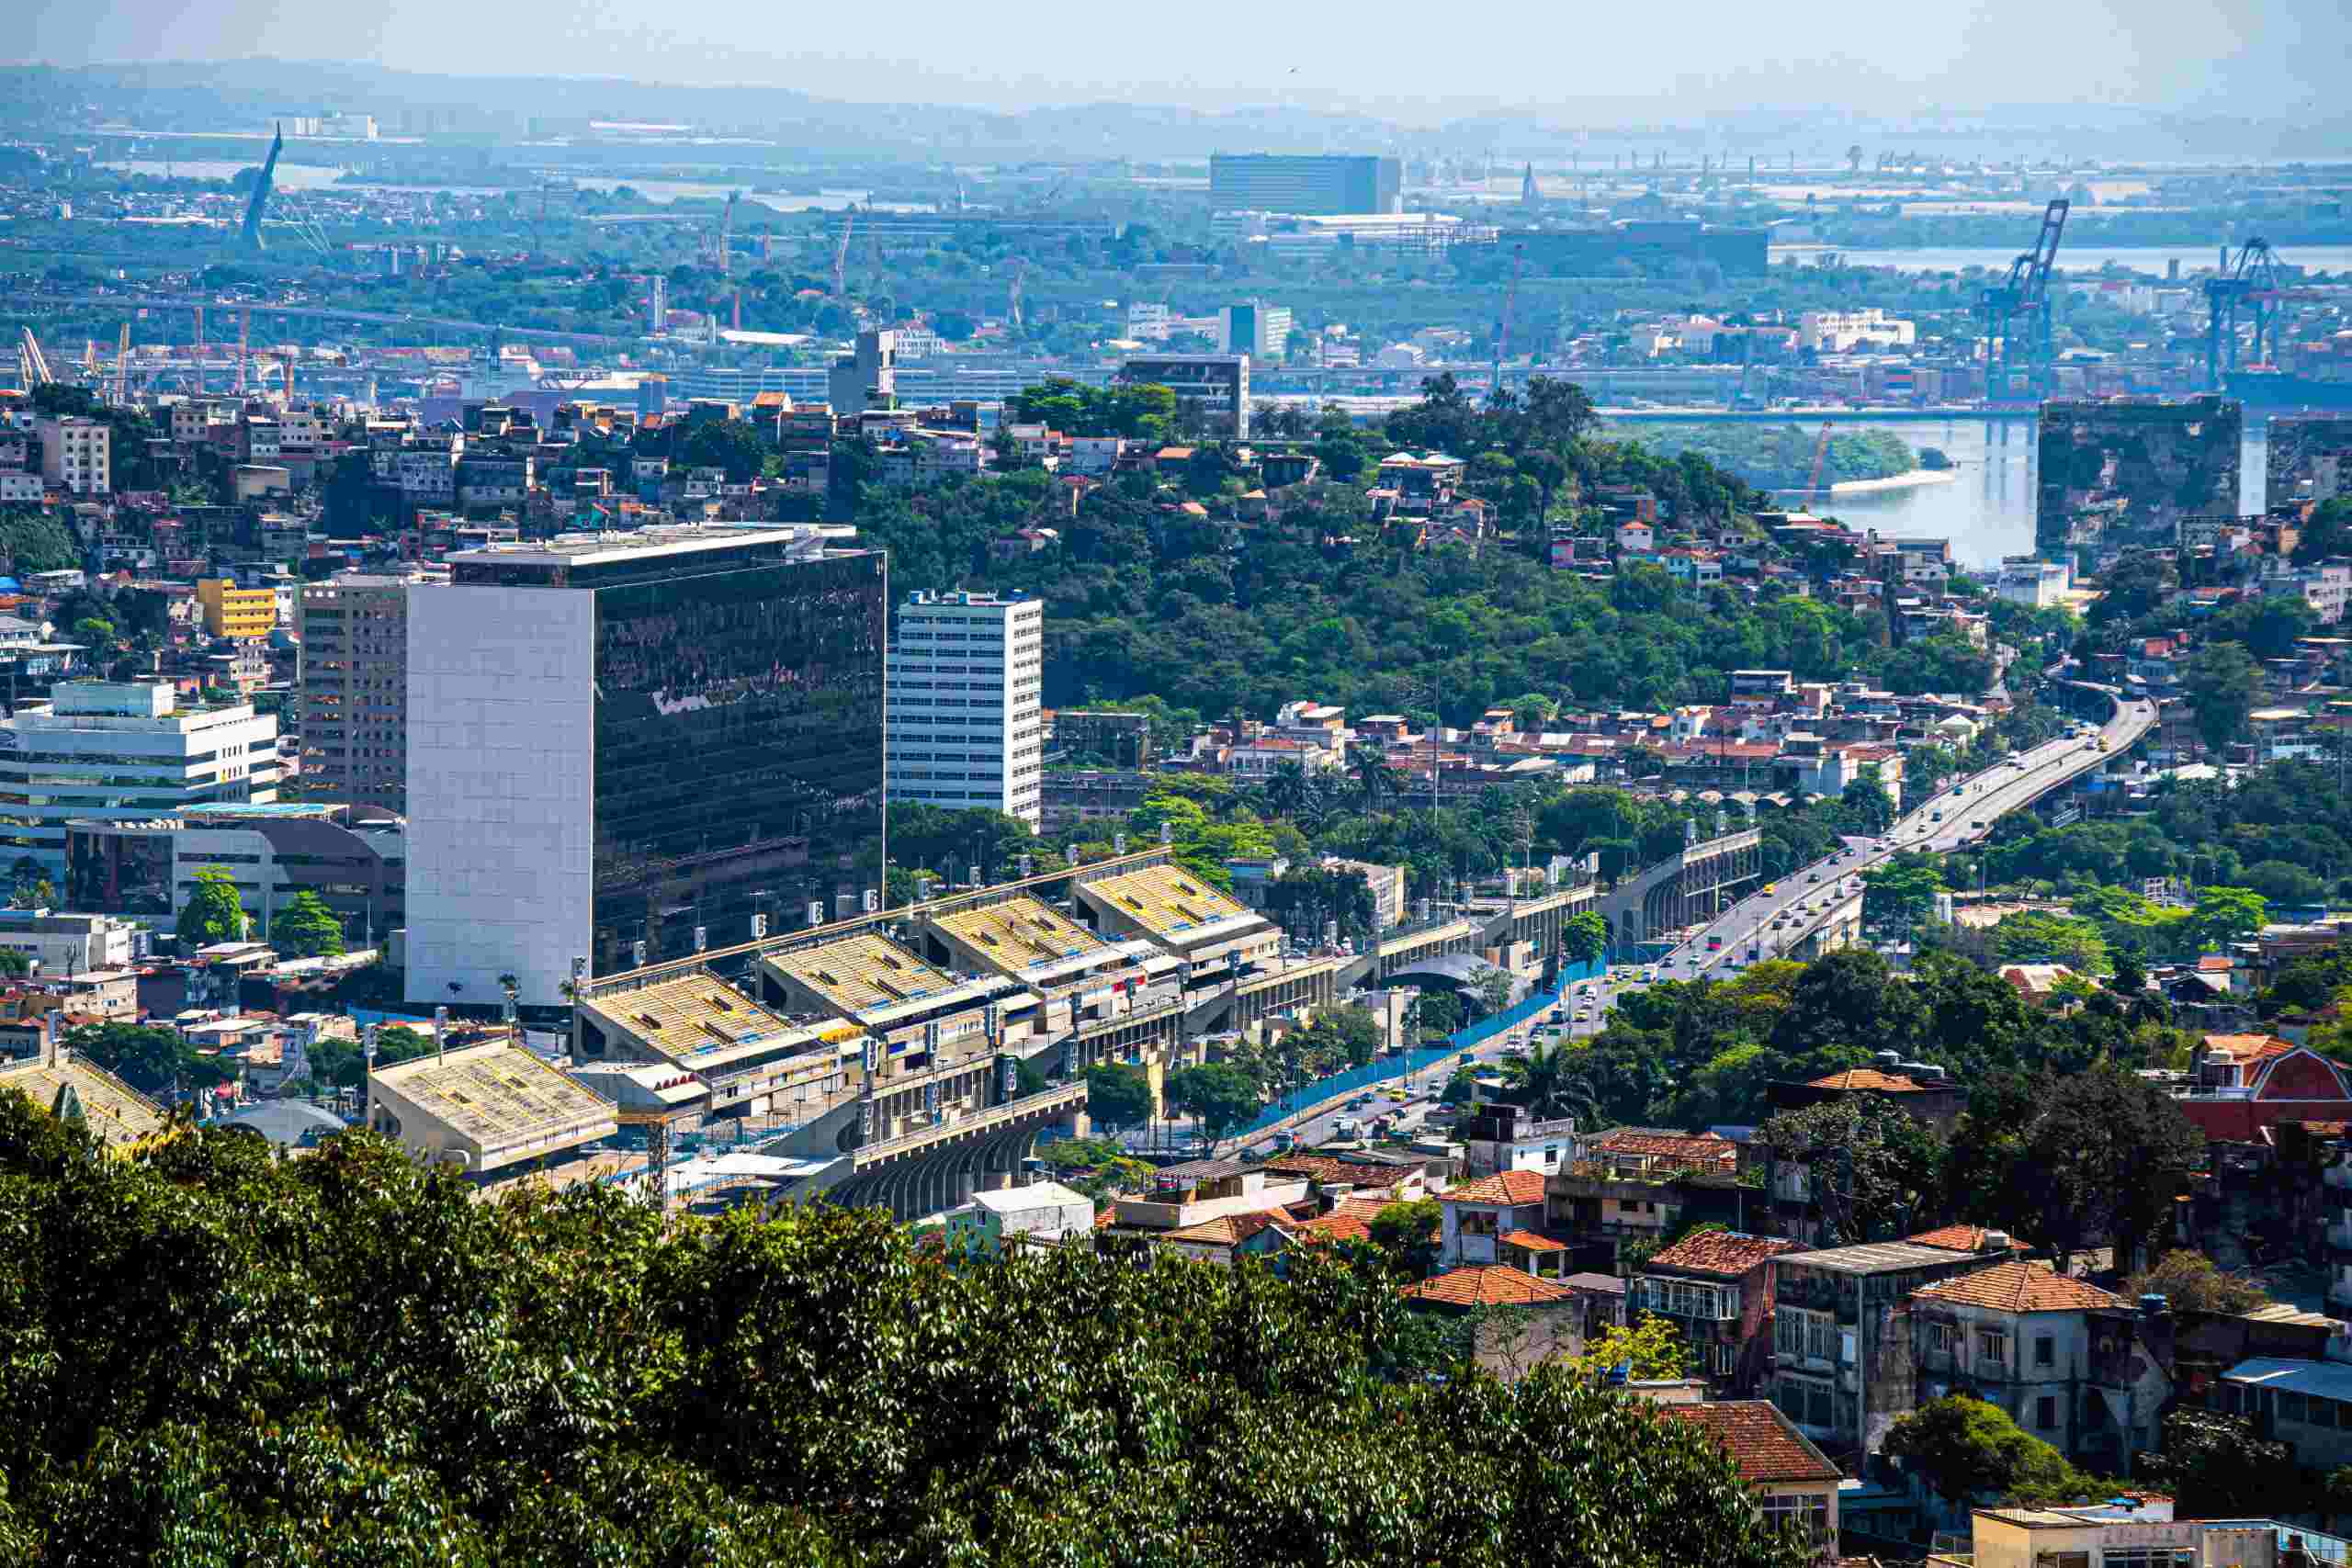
<box><xmin>0</xmin><ymin>682</ymin><xmax>278</xmax><ymax>879</ymax></box>
<box><xmin>300</xmin><ymin>571</ymin><xmax>423</xmax><ymax>814</ymax></box>
<box><xmin>1209</xmin><ymin>154</ymin><xmax>1403</xmax><ymax>216</ymax></box>
<box><xmin>887</xmin><ymin>591</ymin><xmax>1044</xmax><ymax>829</ymax></box>
<box><xmin>1219</xmin><ymin>300</ymin><xmax>1294</xmax><ymax>364</ymax></box>
<box><xmin>827</xmin><ymin>329</ymin><xmax>897</xmax><ymax>414</ymax></box>
<box><xmin>1116</xmin><ymin>355</ymin><xmax>1251</xmax><ymax>438</ymax></box>
<box><xmin>2267</xmin><ymin>415</ymin><xmax>2352</xmax><ymax>510</ymax></box>
<box><xmin>2036</xmin><ymin>396</ymin><xmax>2242</xmax><ymax>558</ymax></box>
<box><xmin>404</xmin><ymin>526</ymin><xmax>886</xmax><ymax>1004</ymax></box>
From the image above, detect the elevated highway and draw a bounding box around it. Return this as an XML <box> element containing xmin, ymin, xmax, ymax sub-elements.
<box><xmin>1664</xmin><ymin>680</ymin><xmax>2154</xmax><ymax>977</ymax></box>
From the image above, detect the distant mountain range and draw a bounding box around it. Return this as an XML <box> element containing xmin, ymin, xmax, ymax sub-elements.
<box><xmin>9</xmin><ymin>60</ymin><xmax>2351</xmax><ymax>164</ymax></box>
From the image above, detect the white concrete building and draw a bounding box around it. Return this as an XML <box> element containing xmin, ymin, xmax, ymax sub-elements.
<box><xmin>0</xmin><ymin>908</ymin><xmax>139</xmax><ymax>975</ymax></box>
<box><xmin>1797</xmin><ymin>309</ymin><xmax>1917</xmax><ymax>353</ymax></box>
<box><xmin>404</xmin><ymin>526</ymin><xmax>887</xmax><ymax>1006</ymax></box>
<box><xmin>0</xmin><ymin>682</ymin><xmax>277</xmax><ymax>878</ymax></box>
<box><xmin>1996</xmin><ymin>558</ymin><xmax>2073</xmax><ymax>608</ymax></box>
<box><xmin>35</xmin><ymin>415</ymin><xmax>109</xmax><ymax>494</ymax></box>
<box><xmin>887</xmin><ymin>591</ymin><xmax>1045</xmax><ymax>828</ymax></box>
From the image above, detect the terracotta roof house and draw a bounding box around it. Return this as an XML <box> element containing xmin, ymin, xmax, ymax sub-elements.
<box><xmin>1769</xmin><ymin>1051</ymin><xmax>1966</xmax><ymax>1130</ymax></box>
<box><xmin>1632</xmin><ymin>1231</ymin><xmax>1804</xmax><ymax>1393</ymax></box>
<box><xmin>1908</xmin><ymin>1262</ymin><xmax>2169</xmax><ymax>1477</ymax></box>
<box><xmin>1400</xmin><ymin>1267</ymin><xmax>1590</xmax><ymax>1381</ymax></box>
<box><xmin>1440</xmin><ymin>1169</ymin><xmax>1550</xmax><ymax>1269</ymax></box>
<box><xmin>2181</xmin><ymin>1036</ymin><xmax>2352</xmax><ymax>1143</ymax></box>
<box><xmin>1906</xmin><ymin>1224</ymin><xmax>2033</xmax><ymax>1256</ymax></box>
<box><xmin>1662</xmin><ymin>1401</ymin><xmax>1842</xmax><ymax>1547</ymax></box>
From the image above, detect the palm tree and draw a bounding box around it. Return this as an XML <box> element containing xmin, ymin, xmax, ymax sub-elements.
<box><xmin>1263</xmin><ymin>761</ymin><xmax>1310</xmax><ymax>821</ymax></box>
<box><xmin>1505</xmin><ymin>1041</ymin><xmax>1598</xmax><ymax>1127</ymax></box>
<box><xmin>1349</xmin><ymin>743</ymin><xmax>1403</xmax><ymax>814</ymax></box>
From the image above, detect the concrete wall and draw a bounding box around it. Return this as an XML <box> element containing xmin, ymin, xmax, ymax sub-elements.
<box><xmin>405</xmin><ymin>583</ymin><xmax>595</xmax><ymax>1005</ymax></box>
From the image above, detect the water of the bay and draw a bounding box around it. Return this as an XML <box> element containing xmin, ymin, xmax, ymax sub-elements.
<box><xmin>1771</xmin><ymin>244</ymin><xmax>2352</xmax><ymax>276</ymax></box>
<box><xmin>1638</xmin><ymin>417</ymin><xmax>2273</xmax><ymax>568</ymax></box>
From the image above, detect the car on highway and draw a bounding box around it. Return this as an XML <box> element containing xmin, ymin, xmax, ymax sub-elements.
<box><xmin>1762</xmin><ymin>883</ymin><xmax>1777</xmax><ymax>895</ymax></box>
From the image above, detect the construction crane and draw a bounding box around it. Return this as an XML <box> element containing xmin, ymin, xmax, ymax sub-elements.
<box><xmin>716</xmin><ymin>191</ymin><xmax>740</xmax><ymax>278</ymax></box>
<box><xmin>1490</xmin><ymin>243</ymin><xmax>1525</xmax><ymax>401</ymax></box>
<box><xmin>240</xmin><ymin>122</ymin><xmax>284</xmax><ymax>252</ymax></box>
<box><xmin>2202</xmin><ymin>238</ymin><xmax>2311</xmax><ymax>388</ymax></box>
<box><xmin>1804</xmin><ymin>421</ymin><xmax>1835</xmax><ymax>495</ymax></box>
<box><xmin>1977</xmin><ymin>198</ymin><xmax>2068</xmax><ymax>402</ymax></box>
<box><xmin>19</xmin><ymin>326</ymin><xmax>52</xmax><ymax>388</ymax></box>
<box><xmin>831</xmin><ymin>212</ymin><xmax>854</xmax><ymax>300</ymax></box>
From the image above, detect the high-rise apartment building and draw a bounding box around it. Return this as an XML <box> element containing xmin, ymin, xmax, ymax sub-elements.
<box><xmin>1209</xmin><ymin>153</ymin><xmax>1403</xmax><ymax>216</ymax></box>
<box><xmin>827</xmin><ymin>329</ymin><xmax>897</xmax><ymax>414</ymax></box>
<box><xmin>1220</xmin><ymin>300</ymin><xmax>1295</xmax><ymax>364</ymax></box>
<box><xmin>404</xmin><ymin>526</ymin><xmax>887</xmax><ymax>1004</ymax></box>
<box><xmin>2268</xmin><ymin>414</ymin><xmax>2352</xmax><ymax>509</ymax></box>
<box><xmin>34</xmin><ymin>415</ymin><xmax>109</xmax><ymax>495</ymax></box>
<box><xmin>2037</xmin><ymin>396</ymin><xmax>2242</xmax><ymax>558</ymax></box>
<box><xmin>300</xmin><ymin>572</ymin><xmax>424</xmax><ymax>814</ymax></box>
<box><xmin>887</xmin><ymin>591</ymin><xmax>1044</xmax><ymax>829</ymax></box>
<box><xmin>1117</xmin><ymin>355</ymin><xmax>1251</xmax><ymax>438</ymax></box>
<box><xmin>0</xmin><ymin>682</ymin><xmax>278</xmax><ymax>879</ymax></box>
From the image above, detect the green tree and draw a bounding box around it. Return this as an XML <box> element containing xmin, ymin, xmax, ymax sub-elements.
<box><xmin>1863</xmin><ymin>852</ymin><xmax>1945</xmax><ymax>937</ymax></box>
<box><xmin>1468</xmin><ymin>965</ymin><xmax>1517</xmax><ymax>1019</ymax></box>
<box><xmin>1884</xmin><ymin>1396</ymin><xmax>2084</xmax><ymax>1505</ymax></box>
<box><xmin>1369</xmin><ymin>1197</ymin><xmax>1443</xmax><ymax>1277</ymax></box>
<box><xmin>271</xmin><ymin>890</ymin><xmax>346</xmax><ymax>959</ymax></box>
<box><xmin>2015</xmin><ymin>1062</ymin><xmax>2204</xmax><ymax>1271</ymax></box>
<box><xmin>1083</xmin><ymin>1062</ymin><xmax>1154</xmax><ymax>1135</ymax></box>
<box><xmin>1504</xmin><ymin>1041</ymin><xmax>1597</xmax><ymax>1125</ymax></box>
<box><xmin>2184</xmin><ymin>641</ymin><xmax>2261</xmax><ymax>753</ymax></box>
<box><xmin>175</xmin><ymin>865</ymin><xmax>248</xmax><ymax>947</ymax></box>
<box><xmin>1559</xmin><ymin>910</ymin><xmax>1608</xmax><ymax>968</ymax></box>
<box><xmin>1991</xmin><ymin>910</ymin><xmax>2110</xmax><ymax>974</ymax></box>
<box><xmin>1163</xmin><ymin>1063</ymin><xmax>1261</xmax><ymax>1151</ymax></box>
<box><xmin>1568</xmin><ymin>1312</ymin><xmax>1691</xmax><ymax>1381</ymax></box>
<box><xmin>60</xmin><ymin>1021</ymin><xmax>195</xmax><ymax>1093</ymax></box>
<box><xmin>1759</xmin><ymin>1093</ymin><xmax>1944</xmax><ymax>1246</ymax></box>
<box><xmin>2122</xmin><ymin>1250</ymin><xmax>2268</xmax><ymax>1315</ymax></box>
<box><xmin>2141</xmin><ymin>1409</ymin><xmax>2297</xmax><ymax>1518</ymax></box>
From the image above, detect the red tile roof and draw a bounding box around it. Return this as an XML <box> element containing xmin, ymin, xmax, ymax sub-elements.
<box><xmin>1159</xmin><ymin>1207</ymin><xmax>1296</xmax><ymax>1248</ymax></box>
<box><xmin>1402</xmin><ymin>1266</ymin><xmax>1577</xmax><ymax>1307</ymax></box>
<box><xmin>1441</xmin><ymin>1169</ymin><xmax>1549</xmax><ymax>1206</ymax></box>
<box><xmin>1264</xmin><ymin>1155</ymin><xmax>1411</xmax><ymax>1190</ymax></box>
<box><xmin>2202</xmin><ymin>1032</ymin><xmax>2292</xmax><ymax>1063</ymax></box>
<box><xmin>1906</xmin><ymin>1224</ymin><xmax>2030</xmax><ymax>1255</ymax></box>
<box><xmin>1663</xmin><ymin>1401</ymin><xmax>1841</xmax><ymax>1484</ymax></box>
<box><xmin>1809</xmin><ymin>1067</ymin><xmax>1928</xmax><ymax>1092</ymax></box>
<box><xmin>1911</xmin><ymin>1261</ymin><xmax>2127</xmax><ymax>1314</ymax></box>
<box><xmin>1500</xmin><ymin>1230</ymin><xmax>1567</xmax><ymax>1252</ymax></box>
<box><xmin>1591</xmin><ymin>1130</ymin><xmax>1737</xmax><ymax>1164</ymax></box>
<box><xmin>1646</xmin><ymin>1230</ymin><xmax>1802</xmax><ymax>1277</ymax></box>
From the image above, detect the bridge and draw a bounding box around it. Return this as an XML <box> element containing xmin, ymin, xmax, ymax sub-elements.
<box><xmin>1596</xmin><ymin>827</ymin><xmax>1763</xmax><ymax>948</ymax></box>
<box><xmin>1668</xmin><ymin>676</ymin><xmax>2155</xmax><ymax>977</ymax></box>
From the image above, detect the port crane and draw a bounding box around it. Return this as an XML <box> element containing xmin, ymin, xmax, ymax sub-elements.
<box><xmin>1491</xmin><ymin>243</ymin><xmax>1524</xmax><ymax>400</ymax></box>
<box><xmin>2201</xmin><ymin>239</ymin><xmax>2318</xmax><ymax>387</ymax></box>
<box><xmin>1978</xmin><ymin>198</ymin><xmax>2068</xmax><ymax>401</ymax></box>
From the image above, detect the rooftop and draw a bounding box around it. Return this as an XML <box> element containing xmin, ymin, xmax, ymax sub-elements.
<box><xmin>1912</xmin><ymin>1261</ymin><xmax>2127</xmax><ymax>1314</ymax></box>
<box><xmin>1402</xmin><ymin>1266</ymin><xmax>1578</xmax><ymax>1308</ymax></box>
<box><xmin>1663</xmin><ymin>1401</ymin><xmax>1841</xmax><ymax>1485</ymax></box>
<box><xmin>2223</xmin><ymin>1358</ymin><xmax>2352</xmax><ymax>1403</ymax></box>
<box><xmin>1809</xmin><ymin>1067</ymin><xmax>1933</xmax><ymax>1092</ymax></box>
<box><xmin>762</xmin><ymin>931</ymin><xmax>969</xmax><ymax>1016</ymax></box>
<box><xmin>1907</xmin><ymin>1224</ymin><xmax>2031</xmax><ymax>1254</ymax></box>
<box><xmin>579</xmin><ymin>973</ymin><xmax>827</xmax><ymax>1070</ymax></box>
<box><xmin>371</xmin><ymin>1041</ymin><xmax>616</xmax><ymax>1164</ymax></box>
<box><xmin>1441</xmin><ymin>1169</ymin><xmax>1548</xmax><ymax>1206</ymax></box>
<box><xmin>0</xmin><ymin>1055</ymin><xmax>167</xmax><ymax>1148</ymax></box>
<box><xmin>1076</xmin><ymin>864</ymin><xmax>1260</xmax><ymax>942</ymax></box>
<box><xmin>1778</xmin><ymin>1240</ymin><xmax>1976</xmax><ymax>1275</ymax></box>
<box><xmin>930</xmin><ymin>896</ymin><xmax>1110</xmax><ymax>976</ymax></box>
<box><xmin>1645</xmin><ymin>1230</ymin><xmax>1803</xmax><ymax>1278</ymax></box>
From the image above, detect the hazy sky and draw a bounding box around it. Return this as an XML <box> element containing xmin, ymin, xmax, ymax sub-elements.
<box><xmin>17</xmin><ymin>0</ymin><xmax>2346</xmax><ymax>119</ymax></box>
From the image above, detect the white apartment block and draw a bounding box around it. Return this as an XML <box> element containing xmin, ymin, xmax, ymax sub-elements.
<box><xmin>887</xmin><ymin>591</ymin><xmax>1045</xmax><ymax>828</ymax></box>
<box><xmin>35</xmin><ymin>416</ymin><xmax>109</xmax><ymax>495</ymax></box>
<box><xmin>0</xmin><ymin>682</ymin><xmax>278</xmax><ymax>877</ymax></box>
<box><xmin>1797</xmin><ymin>310</ymin><xmax>1917</xmax><ymax>354</ymax></box>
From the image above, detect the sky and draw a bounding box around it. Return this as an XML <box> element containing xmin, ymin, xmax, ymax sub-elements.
<box><xmin>16</xmin><ymin>0</ymin><xmax>2347</xmax><ymax>122</ymax></box>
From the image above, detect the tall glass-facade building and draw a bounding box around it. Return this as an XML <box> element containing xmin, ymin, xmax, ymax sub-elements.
<box><xmin>405</xmin><ymin>526</ymin><xmax>885</xmax><ymax>1005</ymax></box>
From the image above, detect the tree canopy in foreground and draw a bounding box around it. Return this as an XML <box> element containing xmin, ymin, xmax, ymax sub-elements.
<box><xmin>0</xmin><ymin>1093</ymin><xmax>1806</xmax><ymax>1566</ymax></box>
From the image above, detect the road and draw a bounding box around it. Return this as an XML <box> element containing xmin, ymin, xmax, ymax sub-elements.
<box><xmin>18</xmin><ymin>291</ymin><xmax>623</xmax><ymax>348</ymax></box>
<box><xmin>1658</xmin><ymin>685</ymin><xmax>2156</xmax><ymax>981</ymax></box>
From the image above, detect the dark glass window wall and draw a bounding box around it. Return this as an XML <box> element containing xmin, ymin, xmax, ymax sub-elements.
<box><xmin>589</xmin><ymin>549</ymin><xmax>887</xmax><ymax>976</ymax></box>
